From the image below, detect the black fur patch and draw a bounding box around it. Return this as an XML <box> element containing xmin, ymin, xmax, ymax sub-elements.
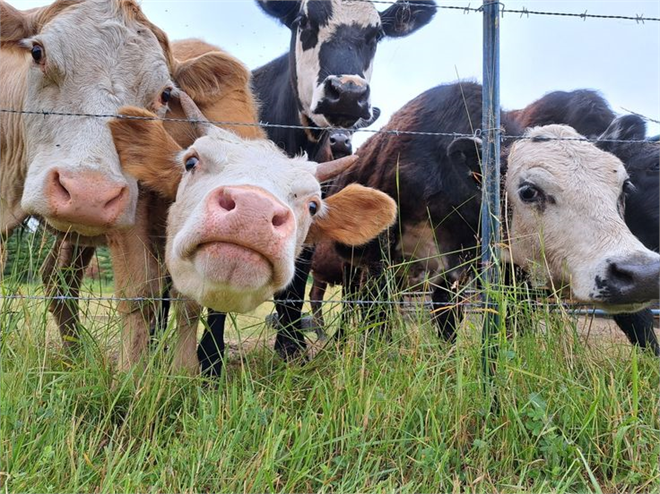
<box><xmin>315</xmin><ymin>23</ymin><xmax>377</xmax><ymax>84</ymax></box>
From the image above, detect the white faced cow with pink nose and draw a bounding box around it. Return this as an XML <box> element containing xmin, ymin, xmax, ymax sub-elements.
<box><xmin>109</xmin><ymin>94</ymin><xmax>397</xmax><ymax>315</ymax></box>
<box><xmin>0</xmin><ymin>0</ymin><xmax>176</xmax><ymax>238</ymax></box>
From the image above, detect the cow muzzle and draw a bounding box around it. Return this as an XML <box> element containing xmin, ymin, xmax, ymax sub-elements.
<box><xmin>41</xmin><ymin>168</ymin><xmax>133</xmax><ymax>235</ymax></box>
<box><xmin>591</xmin><ymin>254</ymin><xmax>660</xmax><ymax>311</ymax></box>
<box><xmin>181</xmin><ymin>185</ymin><xmax>296</xmax><ymax>293</ymax></box>
<box><xmin>313</xmin><ymin>75</ymin><xmax>371</xmax><ymax>128</ymax></box>
<box><xmin>328</xmin><ymin>130</ymin><xmax>353</xmax><ymax>158</ymax></box>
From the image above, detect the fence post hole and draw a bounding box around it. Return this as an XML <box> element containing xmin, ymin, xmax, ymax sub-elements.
<box><xmin>481</xmin><ymin>0</ymin><xmax>502</xmax><ymax>390</ymax></box>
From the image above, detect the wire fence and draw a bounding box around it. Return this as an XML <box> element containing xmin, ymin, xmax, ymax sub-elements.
<box><xmin>0</xmin><ymin>107</ymin><xmax>657</xmax><ymax>144</ymax></box>
<box><xmin>2</xmin><ymin>1</ymin><xmax>659</xmax><ymax>334</ymax></box>
<box><xmin>363</xmin><ymin>0</ymin><xmax>660</xmax><ymax>23</ymax></box>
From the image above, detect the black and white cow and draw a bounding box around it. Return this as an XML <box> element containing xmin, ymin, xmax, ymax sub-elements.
<box><xmin>200</xmin><ymin>0</ymin><xmax>437</xmax><ymax>374</ymax></box>
<box><xmin>507</xmin><ymin>90</ymin><xmax>660</xmax><ymax>353</ymax></box>
<box><xmin>318</xmin><ymin>82</ymin><xmax>660</xmax><ymax>350</ymax></box>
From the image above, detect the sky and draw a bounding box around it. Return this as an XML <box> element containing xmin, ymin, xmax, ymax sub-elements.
<box><xmin>16</xmin><ymin>0</ymin><xmax>660</xmax><ymax>148</ymax></box>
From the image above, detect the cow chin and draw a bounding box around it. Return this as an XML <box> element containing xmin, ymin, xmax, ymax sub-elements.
<box><xmin>46</xmin><ymin>218</ymin><xmax>125</xmax><ymax>238</ymax></box>
<box><xmin>173</xmin><ymin>242</ymin><xmax>288</xmax><ymax>314</ymax></box>
<box><xmin>193</xmin><ymin>242</ymin><xmax>274</xmax><ymax>290</ymax></box>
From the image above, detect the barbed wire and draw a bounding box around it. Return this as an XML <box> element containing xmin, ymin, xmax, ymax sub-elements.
<box><xmin>2</xmin><ymin>293</ymin><xmax>658</xmax><ymax>313</ymax></box>
<box><xmin>1</xmin><ymin>108</ymin><xmax>656</xmax><ymax>145</ymax></box>
<box><xmin>620</xmin><ymin>107</ymin><xmax>660</xmax><ymax>125</ymax></box>
<box><xmin>362</xmin><ymin>0</ymin><xmax>660</xmax><ymax>23</ymax></box>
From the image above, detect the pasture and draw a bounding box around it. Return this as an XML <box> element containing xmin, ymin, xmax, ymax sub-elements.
<box><xmin>2</xmin><ymin>0</ymin><xmax>660</xmax><ymax>493</ymax></box>
<box><xmin>2</xmin><ymin>236</ymin><xmax>659</xmax><ymax>493</ymax></box>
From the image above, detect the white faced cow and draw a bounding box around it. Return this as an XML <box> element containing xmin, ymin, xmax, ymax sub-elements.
<box><xmin>0</xmin><ymin>0</ymin><xmax>179</xmax><ymax>238</ymax></box>
<box><xmin>505</xmin><ymin>125</ymin><xmax>660</xmax><ymax>310</ymax></box>
<box><xmin>109</xmin><ymin>94</ymin><xmax>397</xmax><ymax>373</ymax></box>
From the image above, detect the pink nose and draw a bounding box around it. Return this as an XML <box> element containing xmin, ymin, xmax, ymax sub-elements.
<box><xmin>46</xmin><ymin>169</ymin><xmax>129</xmax><ymax>228</ymax></box>
<box><xmin>206</xmin><ymin>185</ymin><xmax>294</xmax><ymax>242</ymax></box>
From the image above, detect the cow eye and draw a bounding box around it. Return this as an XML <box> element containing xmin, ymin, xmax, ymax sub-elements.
<box><xmin>161</xmin><ymin>87</ymin><xmax>172</xmax><ymax>105</ymax></box>
<box><xmin>296</xmin><ymin>14</ymin><xmax>309</xmax><ymax>29</ymax></box>
<box><xmin>308</xmin><ymin>201</ymin><xmax>319</xmax><ymax>216</ymax></box>
<box><xmin>518</xmin><ymin>184</ymin><xmax>541</xmax><ymax>203</ymax></box>
<box><xmin>184</xmin><ymin>156</ymin><xmax>198</xmax><ymax>172</ymax></box>
<box><xmin>622</xmin><ymin>179</ymin><xmax>636</xmax><ymax>195</ymax></box>
<box><xmin>31</xmin><ymin>44</ymin><xmax>44</xmax><ymax>63</ymax></box>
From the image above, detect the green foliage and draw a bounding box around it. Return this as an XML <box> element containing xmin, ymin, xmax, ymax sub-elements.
<box><xmin>2</xmin><ymin>224</ymin><xmax>54</xmax><ymax>283</ymax></box>
<box><xmin>1</xmin><ymin>280</ymin><xmax>659</xmax><ymax>493</ymax></box>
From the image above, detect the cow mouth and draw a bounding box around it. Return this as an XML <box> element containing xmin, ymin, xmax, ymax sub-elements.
<box><xmin>325</xmin><ymin>114</ymin><xmax>363</xmax><ymax>128</ymax></box>
<box><xmin>46</xmin><ymin>218</ymin><xmax>113</xmax><ymax>238</ymax></box>
<box><xmin>191</xmin><ymin>241</ymin><xmax>274</xmax><ymax>289</ymax></box>
<box><xmin>591</xmin><ymin>301</ymin><xmax>652</xmax><ymax>315</ymax></box>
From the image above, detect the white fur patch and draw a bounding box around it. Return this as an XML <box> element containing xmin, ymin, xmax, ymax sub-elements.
<box><xmin>295</xmin><ymin>0</ymin><xmax>379</xmax><ymax>125</ymax></box>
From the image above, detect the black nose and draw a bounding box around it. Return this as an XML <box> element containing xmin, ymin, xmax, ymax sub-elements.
<box><xmin>314</xmin><ymin>76</ymin><xmax>371</xmax><ymax>127</ymax></box>
<box><xmin>328</xmin><ymin>130</ymin><xmax>352</xmax><ymax>158</ymax></box>
<box><xmin>601</xmin><ymin>257</ymin><xmax>660</xmax><ymax>304</ymax></box>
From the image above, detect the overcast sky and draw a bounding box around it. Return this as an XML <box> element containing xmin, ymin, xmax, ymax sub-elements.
<box><xmin>18</xmin><ymin>0</ymin><xmax>660</xmax><ymax>147</ymax></box>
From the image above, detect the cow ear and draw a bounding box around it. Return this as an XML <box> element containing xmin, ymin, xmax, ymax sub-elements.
<box><xmin>174</xmin><ymin>50</ymin><xmax>250</xmax><ymax>107</ymax></box>
<box><xmin>380</xmin><ymin>0</ymin><xmax>436</xmax><ymax>38</ymax></box>
<box><xmin>306</xmin><ymin>184</ymin><xmax>397</xmax><ymax>246</ymax></box>
<box><xmin>109</xmin><ymin>107</ymin><xmax>183</xmax><ymax>200</ymax></box>
<box><xmin>596</xmin><ymin>115</ymin><xmax>646</xmax><ymax>153</ymax></box>
<box><xmin>448</xmin><ymin>137</ymin><xmax>482</xmax><ymax>177</ymax></box>
<box><xmin>255</xmin><ymin>0</ymin><xmax>301</xmax><ymax>28</ymax></box>
<box><xmin>0</xmin><ymin>1</ymin><xmax>79</xmax><ymax>47</ymax></box>
<box><xmin>0</xmin><ymin>2</ymin><xmax>32</xmax><ymax>46</ymax></box>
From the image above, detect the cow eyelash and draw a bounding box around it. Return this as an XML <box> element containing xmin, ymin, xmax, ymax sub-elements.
<box><xmin>184</xmin><ymin>155</ymin><xmax>199</xmax><ymax>172</ymax></box>
<box><xmin>30</xmin><ymin>42</ymin><xmax>45</xmax><ymax>64</ymax></box>
<box><xmin>518</xmin><ymin>182</ymin><xmax>544</xmax><ymax>203</ymax></box>
<box><xmin>160</xmin><ymin>87</ymin><xmax>173</xmax><ymax>105</ymax></box>
<box><xmin>308</xmin><ymin>200</ymin><xmax>320</xmax><ymax>216</ymax></box>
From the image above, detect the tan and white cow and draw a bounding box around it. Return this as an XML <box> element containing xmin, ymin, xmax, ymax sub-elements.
<box><xmin>109</xmin><ymin>93</ymin><xmax>397</xmax><ymax>372</ymax></box>
<box><xmin>0</xmin><ymin>1</ymin><xmax>262</xmax><ymax>368</ymax></box>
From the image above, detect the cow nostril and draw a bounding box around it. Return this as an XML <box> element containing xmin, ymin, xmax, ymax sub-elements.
<box><xmin>608</xmin><ymin>262</ymin><xmax>635</xmax><ymax>286</ymax></box>
<box><xmin>53</xmin><ymin>172</ymin><xmax>71</xmax><ymax>202</ymax></box>
<box><xmin>272</xmin><ymin>209</ymin><xmax>290</xmax><ymax>228</ymax></box>
<box><xmin>218</xmin><ymin>192</ymin><xmax>236</xmax><ymax>212</ymax></box>
<box><xmin>325</xmin><ymin>79</ymin><xmax>342</xmax><ymax>100</ymax></box>
<box><xmin>104</xmin><ymin>186</ymin><xmax>126</xmax><ymax>210</ymax></box>
<box><xmin>344</xmin><ymin>138</ymin><xmax>351</xmax><ymax>147</ymax></box>
<box><xmin>329</xmin><ymin>136</ymin><xmax>337</xmax><ymax>145</ymax></box>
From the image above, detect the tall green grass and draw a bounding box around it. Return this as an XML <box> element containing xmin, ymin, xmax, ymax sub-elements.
<box><xmin>1</xmin><ymin>230</ymin><xmax>659</xmax><ymax>493</ymax></box>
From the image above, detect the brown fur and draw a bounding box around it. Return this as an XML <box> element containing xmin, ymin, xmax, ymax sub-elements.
<box><xmin>109</xmin><ymin>107</ymin><xmax>183</xmax><ymax>200</ymax></box>
<box><xmin>0</xmin><ymin>0</ymin><xmax>81</xmax><ymax>48</ymax></box>
<box><xmin>307</xmin><ymin>184</ymin><xmax>397</xmax><ymax>246</ymax></box>
<box><xmin>167</xmin><ymin>39</ymin><xmax>265</xmax><ymax>143</ymax></box>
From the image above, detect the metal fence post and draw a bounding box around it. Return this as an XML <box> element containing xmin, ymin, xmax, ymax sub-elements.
<box><xmin>481</xmin><ymin>0</ymin><xmax>501</xmax><ymax>387</ymax></box>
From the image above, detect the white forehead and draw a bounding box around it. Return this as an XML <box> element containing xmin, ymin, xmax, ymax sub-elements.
<box><xmin>182</xmin><ymin>130</ymin><xmax>321</xmax><ymax>200</ymax></box>
<box><xmin>303</xmin><ymin>0</ymin><xmax>380</xmax><ymax>28</ymax></box>
<box><xmin>33</xmin><ymin>0</ymin><xmax>169</xmax><ymax>81</ymax></box>
<box><xmin>509</xmin><ymin>125</ymin><xmax>628</xmax><ymax>189</ymax></box>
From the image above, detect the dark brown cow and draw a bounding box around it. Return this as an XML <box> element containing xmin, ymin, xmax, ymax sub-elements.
<box><xmin>310</xmin><ymin>82</ymin><xmax>660</xmax><ymax>350</ymax></box>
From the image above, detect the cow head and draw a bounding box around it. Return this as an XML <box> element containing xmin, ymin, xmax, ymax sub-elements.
<box><xmin>256</xmin><ymin>0</ymin><xmax>435</xmax><ymax>128</ymax></box>
<box><xmin>595</xmin><ymin>115</ymin><xmax>659</xmax><ymax>252</ymax></box>
<box><xmin>110</xmin><ymin>94</ymin><xmax>397</xmax><ymax>313</ymax></box>
<box><xmin>504</xmin><ymin>125</ymin><xmax>660</xmax><ymax>312</ymax></box>
<box><xmin>1</xmin><ymin>1</ymin><xmax>229</xmax><ymax>237</ymax></box>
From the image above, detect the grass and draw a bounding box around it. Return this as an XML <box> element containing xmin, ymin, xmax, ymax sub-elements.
<box><xmin>1</xmin><ymin>269</ymin><xmax>660</xmax><ymax>493</ymax></box>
